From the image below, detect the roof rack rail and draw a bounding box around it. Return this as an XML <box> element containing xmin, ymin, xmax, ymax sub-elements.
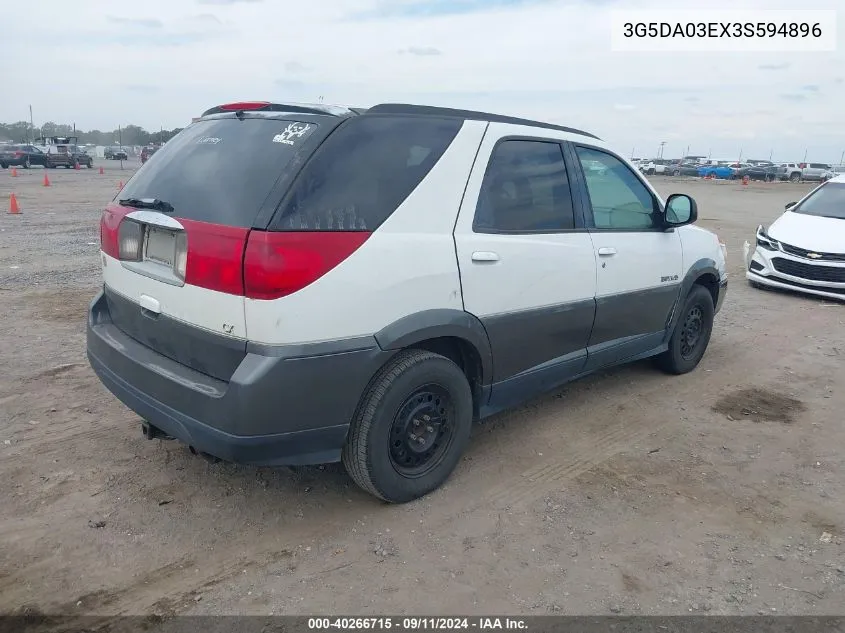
<box><xmin>201</xmin><ymin>102</ymin><xmax>359</xmax><ymax>118</ymax></box>
<box><xmin>365</xmin><ymin>103</ymin><xmax>600</xmax><ymax>140</ymax></box>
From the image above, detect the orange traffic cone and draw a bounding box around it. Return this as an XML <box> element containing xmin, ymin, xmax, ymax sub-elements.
<box><xmin>8</xmin><ymin>193</ymin><xmax>21</xmax><ymax>214</ymax></box>
<box><xmin>10</xmin><ymin>168</ymin><xmax>17</xmax><ymax>177</ymax></box>
<box><xmin>98</xmin><ymin>166</ymin><xmax>104</xmax><ymax>175</ymax></box>
<box><xmin>742</xmin><ymin>175</ymin><xmax>749</xmax><ymax>186</ymax></box>
<box><xmin>43</xmin><ymin>173</ymin><xmax>50</xmax><ymax>187</ymax></box>
<box><xmin>74</xmin><ymin>162</ymin><xmax>81</xmax><ymax>170</ymax></box>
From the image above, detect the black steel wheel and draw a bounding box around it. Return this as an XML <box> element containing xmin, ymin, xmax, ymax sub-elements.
<box><xmin>679</xmin><ymin>305</ymin><xmax>704</xmax><ymax>360</ymax></box>
<box><xmin>655</xmin><ymin>284</ymin><xmax>715</xmax><ymax>375</ymax></box>
<box><xmin>343</xmin><ymin>349</ymin><xmax>473</xmax><ymax>503</ymax></box>
<box><xmin>388</xmin><ymin>384</ymin><xmax>455</xmax><ymax>478</ymax></box>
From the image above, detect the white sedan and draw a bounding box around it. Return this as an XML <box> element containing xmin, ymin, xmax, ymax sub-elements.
<box><xmin>744</xmin><ymin>173</ymin><xmax>845</xmax><ymax>301</ymax></box>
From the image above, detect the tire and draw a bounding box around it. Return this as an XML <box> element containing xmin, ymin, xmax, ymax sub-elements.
<box><xmin>86</xmin><ymin>160</ymin><xmax>93</xmax><ymax>168</ymax></box>
<box><xmin>765</xmin><ymin>174</ymin><xmax>774</xmax><ymax>183</ymax></box>
<box><xmin>673</xmin><ymin>170</ymin><xmax>680</xmax><ymax>176</ymax></box>
<box><xmin>0</xmin><ymin>162</ymin><xmax>6</xmax><ymax>169</ymax></box>
<box><xmin>342</xmin><ymin>349</ymin><xmax>473</xmax><ymax>503</ymax></box>
<box><xmin>655</xmin><ymin>285</ymin><xmax>715</xmax><ymax>375</ymax></box>
<box><xmin>24</xmin><ymin>158</ymin><xmax>31</xmax><ymax>169</ymax></box>
<box><xmin>72</xmin><ymin>160</ymin><xmax>79</xmax><ymax>169</ymax></box>
<box><xmin>648</xmin><ymin>169</ymin><xmax>655</xmax><ymax>175</ymax></box>
<box><xmin>789</xmin><ymin>172</ymin><xmax>800</xmax><ymax>182</ymax></box>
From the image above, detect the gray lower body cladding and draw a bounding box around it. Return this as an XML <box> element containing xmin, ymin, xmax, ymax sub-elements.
<box><xmin>87</xmin><ymin>290</ymin><xmax>394</xmax><ymax>466</ymax></box>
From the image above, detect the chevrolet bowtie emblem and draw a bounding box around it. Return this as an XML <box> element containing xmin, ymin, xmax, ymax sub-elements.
<box><xmin>807</xmin><ymin>252</ymin><xmax>823</xmax><ymax>259</ymax></box>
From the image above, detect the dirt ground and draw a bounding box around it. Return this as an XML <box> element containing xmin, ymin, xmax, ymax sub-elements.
<box><xmin>1</xmin><ymin>163</ymin><xmax>843</xmax><ymax>618</ymax></box>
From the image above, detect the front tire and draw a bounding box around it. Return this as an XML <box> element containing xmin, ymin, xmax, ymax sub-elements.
<box><xmin>656</xmin><ymin>285</ymin><xmax>715</xmax><ymax>375</ymax></box>
<box><xmin>343</xmin><ymin>349</ymin><xmax>473</xmax><ymax>503</ymax></box>
<box><xmin>789</xmin><ymin>172</ymin><xmax>800</xmax><ymax>182</ymax></box>
<box><xmin>24</xmin><ymin>158</ymin><xmax>31</xmax><ymax>169</ymax></box>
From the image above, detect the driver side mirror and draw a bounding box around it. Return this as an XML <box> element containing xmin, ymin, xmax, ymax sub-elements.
<box><xmin>785</xmin><ymin>201</ymin><xmax>797</xmax><ymax>210</ymax></box>
<box><xmin>664</xmin><ymin>193</ymin><xmax>698</xmax><ymax>228</ymax></box>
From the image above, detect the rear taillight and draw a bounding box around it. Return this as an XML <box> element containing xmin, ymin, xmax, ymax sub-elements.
<box><xmin>180</xmin><ymin>219</ymin><xmax>249</xmax><ymax>296</ymax></box>
<box><xmin>14</xmin><ymin>151</ymin><xmax>22</xmax><ymax>158</ymax></box>
<box><xmin>243</xmin><ymin>231</ymin><xmax>371</xmax><ymax>300</ymax></box>
<box><xmin>100</xmin><ymin>205</ymin><xmax>132</xmax><ymax>259</ymax></box>
<box><xmin>118</xmin><ymin>220</ymin><xmax>143</xmax><ymax>261</ymax></box>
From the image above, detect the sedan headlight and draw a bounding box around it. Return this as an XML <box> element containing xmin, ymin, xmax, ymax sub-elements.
<box><xmin>755</xmin><ymin>225</ymin><xmax>779</xmax><ymax>251</ymax></box>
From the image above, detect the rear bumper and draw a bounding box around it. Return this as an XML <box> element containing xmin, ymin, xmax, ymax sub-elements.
<box><xmin>87</xmin><ymin>290</ymin><xmax>394</xmax><ymax>465</ymax></box>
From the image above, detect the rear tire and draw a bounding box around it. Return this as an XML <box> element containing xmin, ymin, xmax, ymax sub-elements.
<box><xmin>655</xmin><ymin>285</ymin><xmax>714</xmax><ymax>375</ymax></box>
<box><xmin>342</xmin><ymin>349</ymin><xmax>473</xmax><ymax>504</ymax></box>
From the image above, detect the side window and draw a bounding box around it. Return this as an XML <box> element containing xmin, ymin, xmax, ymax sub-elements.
<box><xmin>275</xmin><ymin>115</ymin><xmax>461</xmax><ymax>231</ymax></box>
<box><xmin>473</xmin><ymin>140</ymin><xmax>574</xmax><ymax>233</ymax></box>
<box><xmin>574</xmin><ymin>146</ymin><xmax>660</xmax><ymax>230</ymax></box>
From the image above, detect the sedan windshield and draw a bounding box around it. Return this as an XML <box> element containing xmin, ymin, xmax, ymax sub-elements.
<box><xmin>793</xmin><ymin>182</ymin><xmax>845</xmax><ymax>220</ymax></box>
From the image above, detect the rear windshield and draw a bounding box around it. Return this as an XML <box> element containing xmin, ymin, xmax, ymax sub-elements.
<box><xmin>793</xmin><ymin>182</ymin><xmax>845</xmax><ymax>220</ymax></box>
<box><xmin>273</xmin><ymin>115</ymin><xmax>462</xmax><ymax>231</ymax></box>
<box><xmin>118</xmin><ymin>118</ymin><xmax>320</xmax><ymax>227</ymax></box>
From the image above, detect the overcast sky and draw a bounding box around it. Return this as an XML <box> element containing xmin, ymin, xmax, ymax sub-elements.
<box><xmin>3</xmin><ymin>0</ymin><xmax>843</xmax><ymax>162</ymax></box>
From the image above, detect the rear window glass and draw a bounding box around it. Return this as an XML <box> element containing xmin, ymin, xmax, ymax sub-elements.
<box><xmin>793</xmin><ymin>182</ymin><xmax>845</xmax><ymax>220</ymax></box>
<box><xmin>118</xmin><ymin>118</ymin><xmax>320</xmax><ymax>227</ymax></box>
<box><xmin>273</xmin><ymin>115</ymin><xmax>462</xmax><ymax>231</ymax></box>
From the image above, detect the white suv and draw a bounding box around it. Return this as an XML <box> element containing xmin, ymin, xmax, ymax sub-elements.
<box><xmin>87</xmin><ymin>101</ymin><xmax>728</xmax><ymax>503</ymax></box>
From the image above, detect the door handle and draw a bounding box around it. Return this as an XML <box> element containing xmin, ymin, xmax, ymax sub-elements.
<box><xmin>597</xmin><ymin>247</ymin><xmax>617</xmax><ymax>257</ymax></box>
<box><xmin>471</xmin><ymin>251</ymin><xmax>500</xmax><ymax>262</ymax></box>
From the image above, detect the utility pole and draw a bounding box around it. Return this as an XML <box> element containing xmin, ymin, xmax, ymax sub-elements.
<box><xmin>839</xmin><ymin>150</ymin><xmax>844</xmax><ymax>167</ymax></box>
<box><xmin>769</xmin><ymin>149</ymin><xmax>773</xmax><ymax>161</ymax></box>
<box><xmin>631</xmin><ymin>147</ymin><xmax>635</xmax><ymax>159</ymax></box>
<box><xmin>658</xmin><ymin>141</ymin><xmax>666</xmax><ymax>159</ymax></box>
<box><xmin>803</xmin><ymin>148</ymin><xmax>808</xmax><ymax>163</ymax></box>
<box><xmin>118</xmin><ymin>125</ymin><xmax>123</xmax><ymax>170</ymax></box>
<box><xmin>29</xmin><ymin>105</ymin><xmax>34</xmax><ymax>143</ymax></box>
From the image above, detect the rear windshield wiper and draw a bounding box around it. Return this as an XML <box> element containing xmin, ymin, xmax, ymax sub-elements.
<box><xmin>118</xmin><ymin>197</ymin><xmax>174</xmax><ymax>213</ymax></box>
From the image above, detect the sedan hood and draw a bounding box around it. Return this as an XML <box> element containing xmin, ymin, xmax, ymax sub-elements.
<box><xmin>768</xmin><ymin>211</ymin><xmax>845</xmax><ymax>253</ymax></box>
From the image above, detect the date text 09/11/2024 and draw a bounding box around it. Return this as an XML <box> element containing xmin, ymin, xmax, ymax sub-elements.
<box><xmin>307</xmin><ymin>617</ymin><xmax>528</xmax><ymax>630</ymax></box>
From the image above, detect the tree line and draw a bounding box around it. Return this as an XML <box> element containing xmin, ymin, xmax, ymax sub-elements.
<box><xmin>0</xmin><ymin>121</ymin><xmax>184</xmax><ymax>146</ymax></box>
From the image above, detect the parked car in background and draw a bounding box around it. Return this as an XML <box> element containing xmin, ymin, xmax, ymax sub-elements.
<box><xmin>44</xmin><ymin>146</ymin><xmax>74</xmax><ymax>169</ymax></box>
<box><xmin>104</xmin><ymin>146</ymin><xmax>128</xmax><ymax>160</ymax></box>
<box><xmin>801</xmin><ymin>163</ymin><xmax>834</xmax><ymax>182</ymax></box>
<box><xmin>639</xmin><ymin>158</ymin><xmax>671</xmax><ymax>175</ymax></box>
<box><xmin>745</xmin><ymin>174</ymin><xmax>845</xmax><ymax>301</ymax></box>
<box><xmin>140</xmin><ymin>146</ymin><xmax>160</xmax><ymax>164</ymax></box>
<box><xmin>0</xmin><ymin>144</ymin><xmax>48</xmax><ymax>169</ymax></box>
<box><xmin>668</xmin><ymin>161</ymin><xmax>701</xmax><ymax>177</ymax></box>
<box><xmin>779</xmin><ymin>162</ymin><xmax>803</xmax><ymax>182</ymax></box>
<box><xmin>724</xmin><ymin>162</ymin><xmax>750</xmax><ymax>179</ymax></box>
<box><xmin>69</xmin><ymin>145</ymin><xmax>94</xmax><ymax>168</ymax></box>
<box><xmin>745</xmin><ymin>164</ymin><xmax>781</xmax><ymax>182</ymax></box>
<box><xmin>698</xmin><ymin>164</ymin><xmax>733</xmax><ymax>179</ymax></box>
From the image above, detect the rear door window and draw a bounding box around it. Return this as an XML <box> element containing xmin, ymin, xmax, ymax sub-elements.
<box><xmin>273</xmin><ymin>115</ymin><xmax>462</xmax><ymax>231</ymax></box>
<box><xmin>473</xmin><ymin>140</ymin><xmax>575</xmax><ymax>233</ymax></box>
<box><xmin>118</xmin><ymin>117</ymin><xmax>323</xmax><ymax>228</ymax></box>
